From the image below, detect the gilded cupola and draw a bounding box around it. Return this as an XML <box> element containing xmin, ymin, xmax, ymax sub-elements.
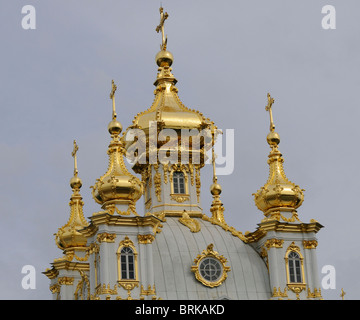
<box><xmin>55</xmin><ymin>140</ymin><xmax>89</xmax><ymax>250</ymax></box>
<box><xmin>253</xmin><ymin>94</ymin><xmax>304</xmax><ymax>219</ymax></box>
<box><xmin>122</xmin><ymin>7</ymin><xmax>216</xmax><ymax>171</ymax></box>
<box><xmin>91</xmin><ymin>80</ymin><xmax>143</xmax><ymax>215</ymax></box>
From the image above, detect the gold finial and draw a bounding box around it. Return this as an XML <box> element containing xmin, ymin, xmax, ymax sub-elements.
<box><xmin>265</xmin><ymin>93</ymin><xmax>275</xmax><ymax>132</ymax></box>
<box><xmin>209</xmin><ymin>131</ymin><xmax>224</xmax><ymax>224</ymax></box>
<box><xmin>110</xmin><ymin>79</ymin><xmax>117</xmax><ymax>120</ymax></box>
<box><xmin>71</xmin><ymin>140</ymin><xmax>79</xmax><ymax>176</ymax></box>
<box><xmin>108</xmin><ymin>80</ymin><xmax>122</xmax><ymax>137</ymax></box>
<box><xmin>212</xmin><ymin>145</ymin><xmax>217</xmax><ymax>184</ymax></box>
<box><xmin>156</xmin><ymin>6</ymin><xmax>169</xmax><ymax>50</ymax></box>
<box><xmin>70</xmin><ymin>140</ymin><xmax>82</xmax><ymax>191</ymax></box>
<box><xmin>340</xmin><ymin>288</ymin><xmax>346</xmax><ymax>300</ymax></box>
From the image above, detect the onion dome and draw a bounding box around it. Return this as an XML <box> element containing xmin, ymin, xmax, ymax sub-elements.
<box><xmin>55</xmin><ymin>140</ymin><xmax>89</xmax><ymax>250</ymax></box>
<box><xmin>129</xmin><ymin>49</ymin><xmax>211</xmax><ymax>131</ymax></box>
<box><xmin>122</xmin><ymin>7</ymin><xmax>216</xmax><ymax>169</ymax></box>
<box><xmin>91</xmin><ymin>80</ymin><xmax>143</xmax><ymax>215</ymax></box>
<box><xmin>253</xmin><ymin>94</ymin><xmax>304</xmax><ymax>216</ymax></box>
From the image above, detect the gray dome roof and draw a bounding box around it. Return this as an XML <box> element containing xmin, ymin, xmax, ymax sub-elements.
<box><xmin>152</xmin><ymin>217</ymin><xmax>271</xmax><ymax>299</ymax></box>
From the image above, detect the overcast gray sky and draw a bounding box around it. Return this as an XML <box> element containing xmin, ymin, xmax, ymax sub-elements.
<box><xmin>1</xmin><ymin>1</ymin><xmax>359</xmax><ymax>300</ymax></box>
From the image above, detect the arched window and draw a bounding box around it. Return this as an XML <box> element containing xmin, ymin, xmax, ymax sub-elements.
<box><xmin>173</xmin><ymin>171</ymin><xmax>185</xmax><ymax>194</ymax></box>
<box><xmin>288</xmin><ymin>251</ymin><xmax>302</xmax><ymax>283</ymax></box>
<box><xmin>120</xmin><ymin>247</ymin><xmax>135</xmax><ymax>280</ymax></box>
<box><xmin>116</xmin><ymin>236</ymin><xmax>138</xmax><ymax>286</ymax></box>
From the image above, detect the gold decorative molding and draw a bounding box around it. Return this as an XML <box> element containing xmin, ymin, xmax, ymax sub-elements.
<box><xmin>195</xmin><ymin>165</ymin><xmax>201</xmax><ymax>202</ymax></box>
<box><xmin>97</xmin><ymin>232</ymin><xmax>117</xmax><ymax>243</ymax></box>
<box><xmin>118</xmin><ymin>281</ymin><xmax>139</xmax><ymax>291</ymax></box>
<box><xmin>287</xmin><ymin>241</ymin><xmax>301</xmax><ymax>253</ymax></box>
<box><xmin>170</xmin><ymin>194</ymin><xmax>189</xmax><ymax>203</ymax></box>
<box><xmin>261</xmin><ymin>210</ymin><xmax>301</xmax><ymax>223</ymax></box>
<box><xmin>287</xmin><ymin>284</ymin><xmax>306</xmax><ymax>300</ymax></box>
<box><xmin>202</xmin><ymin>214</ymin><xmax>248</xmax><ymax>242</ymax></box>
<box><xmin>140</xmin><ymin>284</ymin><xmax>156</xmax><ymax>296</ymax></box>
<box><xmin>49</xmin><ymin>283</ymin><xmax>60</xmax><ymax>294</ymax></box>
<box><xmin>58</xmin><ymin>276</ymin><xmax>74</xmax><ymax>285</ymax></box>
<box><xmin>138</xmin><ymin>234</ymin><xmax>155</xmax><ymax>244</ymax></box>
<box><xmin>74</xmin><ymin>270</ymin><xmax>90</xmax><ymax>300</ymax></box>
<box><xmin>264</xmin><ymin>238</ymin><xmax>284</xmax><ymax>249</ymax></box>
<box><xmin>179</xmin><ymin>211</ymin><xmax>201</xmax><ymax>233</ymax></box>
<box><xmin>272</xmin><ymin>287</ymin><xmax>288</xmax><ymax>298</ymax></box>
<box><xmin>106</xmin><ymin>202</ymin><xmax>138</xmax><ymax>216</ymax></box>
<box><xmin>95</xmin><ymin>283</ymin><xmax>118</xmax><ymax>296</ymax></box>
<box><xmin>303</xmin><ymin>240</ymin><xmax>318</xmax><ymax>249</ymax></box>
<box><xmin>154</xmin><ymin>164</ymin><xmax>162</xmax><ymax>202</ymax></box>
<box><xmin>307</xmin><ymin>287</ymin><xmax>322</xmax><ymax>299</ymax></box>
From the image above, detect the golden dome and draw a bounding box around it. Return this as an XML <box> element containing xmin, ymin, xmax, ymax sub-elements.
<box><xmin>253</xmin><ymin>94</ymin><xmax>304</xmax><ymax>216</ymax></box>
<box><xmin>91</xmin><ymin>81</ymin><xmax>143</xmax><ymax>214</ymax></box>
<box><xmin>122</xmin><ymin>7</ymin><xmax>216</xmax><ymax>170</ymax></box>
<box><xmin>91</xmin><ymin>138</ymin><xmax>143</xmax><ymax>208</ymax></box>
<box><xmin>121</xmin><ymin>48</ymin><xmax>216</xmax><ymax>171</ymax></box>
<box><xmin>128</xmin><ymin>50</ymin><xmax>212</xmax><ymax>131</ymax></box>
<box><xmin>55</xmin><ymin>141</ymin><xmax>89</xmax><ymax>250</ymax></box>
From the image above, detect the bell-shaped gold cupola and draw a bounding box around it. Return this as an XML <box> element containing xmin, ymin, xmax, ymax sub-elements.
<box><xmin>91</xmin><ymin>80</ymin><xmax>143</xmax><ymax>215</ymax></box>
<box><xmin>253</xmin><ymin>93</ymin><xmax>304</xmax><ymax>219</ymax></box>
<box><xmin>122</xmin><ymin>6</ymin><xmax>216</xmax><ymax>171</ymax></box>
<box><xmin>55</xmin><ymin>140</ymin><xmax>89</xmax><ymax>250</ymax></box>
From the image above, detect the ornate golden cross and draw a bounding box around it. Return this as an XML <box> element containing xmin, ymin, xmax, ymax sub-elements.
<box><xmin>156</xmin><ymin>6</ymin><xmax>169</xmax><ymax>50</ymax></box>
<box><xmin>265</xmin><ymin>93</ymin><xmax>275</xmax><ymax>132</ymax></box>
<box><xmin>71</xmin><ymin>140</ymin><xmax>79</xmax><ymax>176</ymax></box>
<box><xmin>110</xmin><ymin>80</ymin><xmax>117</xmax><ymax>120</ymax></box>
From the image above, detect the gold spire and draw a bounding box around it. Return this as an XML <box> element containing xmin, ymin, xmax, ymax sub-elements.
<box><xmin>209</xmin><ymin>132</ymin><xmax>225</xmax><ymax>224</ymax></box>
<box><xmin>91</xmin><ymin>80</ymin><xmax>143</xmax><ymax>214</ymax></box>
<box><xmin>253</xmin><ymin>93</ymin><xmax>304</xmax><ymax>219</ymax></box>
<box><xmin>55</xmin><ymin>140</ymin><xmax>89</xmax><ymax>250</ymax></box>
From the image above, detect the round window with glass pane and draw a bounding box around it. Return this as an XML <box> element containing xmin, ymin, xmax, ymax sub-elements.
<box><xmin>198</xmin><ymin>257</ymin><xmax>223</xmax><ymax>282</ymax></box>
<box><xmin>191</xmin><ymin>244</ymin><xmax>230</xmax><ymax>288</ymax></box>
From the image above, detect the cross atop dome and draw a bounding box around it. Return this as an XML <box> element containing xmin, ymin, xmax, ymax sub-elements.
<box><xmin>156</xmin><ymin>6</ymin><xmax>169</xmax><ymax>51</ymax></box>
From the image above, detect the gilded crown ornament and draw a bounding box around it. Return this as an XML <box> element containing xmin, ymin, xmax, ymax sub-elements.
<box><xmin>91</xmin><ymin>81</ymin><xmax>143</xmax><ymax>215</ymax></box>
<box><xmin>55</xmin><ymin>140</ymin><xmax>89</xmax><ymax>250</ymax></box>
<box><xmin>253</xmin><ymin>93</ymin><xmax>304</xmax><ymax>218</ymax></box>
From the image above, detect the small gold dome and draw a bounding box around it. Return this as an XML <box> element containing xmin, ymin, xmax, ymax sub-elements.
<box><xmin>91</xmin><ymin>139</ymin><xmax>143</xmax><ymax>210</ymax></box>
<box><xmin>253</xmin><ymin>132</ymin><xmax>304</xmax><ymax>215</ymax></box>
<box><xmin>56</xmin><ymin>171</ymin><xmax>88</xmax><ymax>250</ymax></box>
